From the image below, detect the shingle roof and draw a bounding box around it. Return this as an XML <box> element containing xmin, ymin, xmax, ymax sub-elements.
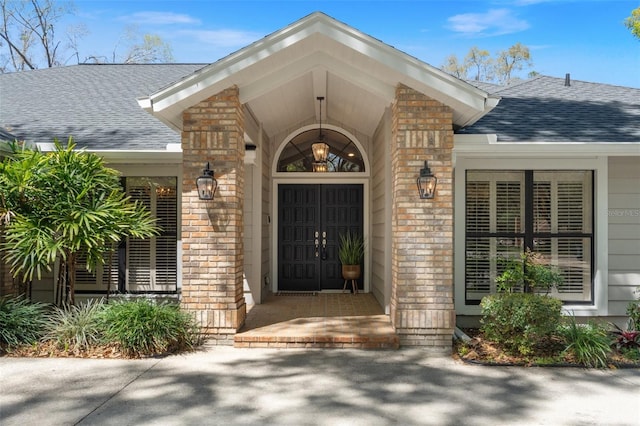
<box><xmin>0</xmin><ymin>127</ymin><xmax>17</xmax><ymax>141</ymax></box>
<box><xmin>2</xmin><ymin>66</ymin><xmax>638</xmax><ymax>148</ymax></box>
<box><xmin>461</xmin><ymin>75</ymin><xmax>640</xmax><ymax>142</ymax></box>
<box><xmin>0</xmin><ymin>64</ymin><xmax>205</xmax><ymax>150</ymax></box>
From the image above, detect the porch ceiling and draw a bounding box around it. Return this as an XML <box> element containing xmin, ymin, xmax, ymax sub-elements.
<box><xmin>138</xmin><ymin>12</ymin><xmax>498</xmax><ymax>142</ymax></box>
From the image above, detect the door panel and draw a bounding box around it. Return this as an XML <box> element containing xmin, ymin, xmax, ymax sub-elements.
<box><xmin>278</xmin><ymin>184</ymin><xmax>363</xmax><ymax>291</ymax></box>
<box><xmin>278</xmin><ymin>185</ymin><xmax>319</xmax><ymax>291</ymax></box>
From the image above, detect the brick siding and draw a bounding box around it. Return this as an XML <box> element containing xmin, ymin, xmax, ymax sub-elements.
<box><xmin>181</xmin><ymin>86</ymin><xmax>247</xmax><ymax>342</ymax></box>
<box><xmin>389</xmin><ymin>84</ymin><xmax>456</xmax><ymax>352</ymax></box>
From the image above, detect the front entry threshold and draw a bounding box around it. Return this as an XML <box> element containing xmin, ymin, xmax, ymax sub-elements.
<box><xmin>235</xmin><ymin>293</ymin><xmax>399</xmax><ymax>349</ymax></box>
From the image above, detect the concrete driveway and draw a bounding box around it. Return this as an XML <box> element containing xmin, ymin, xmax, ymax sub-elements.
<box><xmin>1</xmin><ymin>346</ymin><xmax>639</xmax><ymax>425</ymax></box>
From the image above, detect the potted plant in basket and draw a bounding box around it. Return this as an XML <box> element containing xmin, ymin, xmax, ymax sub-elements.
<box><xmin>338</xmin><ymin>231</ymin><xmax>364</xmax><ymax>280</ymax></box>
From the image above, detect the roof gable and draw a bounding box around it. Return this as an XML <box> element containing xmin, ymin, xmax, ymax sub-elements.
<box><xmin>139</xmin><ymin>12</ymin><xmax>497</xmax><ymax>135</ymax></box>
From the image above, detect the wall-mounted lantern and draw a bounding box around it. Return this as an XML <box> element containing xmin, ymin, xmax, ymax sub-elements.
<box><xmin>417</xmin><ymin>161</ymin><xmax>437</xmax><ymax>199</ymax></box>
<box><xmin>196</xmin><ymin>162</ymin><xmax>217</xmax><ymax>200</ymax></box>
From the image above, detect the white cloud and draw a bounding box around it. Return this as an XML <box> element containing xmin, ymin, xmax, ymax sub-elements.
<box><xmin>496</xmin><ymin>0</ymin><xmax>566</xmax><ymax>5</ymax></box>
<box><xmin>447</xmin><ymin>8</ymin><xmax>530</xmax><ymax>36</ymax></box>
<box><xmin>513</xmin><ymin>0</ymin><xmax>556</xmax><ymax>5</ymax></box>
<box><xmin>528</xmin><ymin>44</ymin><xmax>553</xmax><ymax>50</ymax></box>
<box><xmin>178</xmin><ymin>29</ymin><xmax>262</xmax><ymax>48</ymax></box>
<box><xmin>120</xmin><ymin>12</ymin><xmax>200</xmax><ymax>25</ymax></box>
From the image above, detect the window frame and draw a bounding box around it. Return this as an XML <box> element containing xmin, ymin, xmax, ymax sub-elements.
<box><xmin>454</xmin><ymin>155</ymin><xmax>608</xmax><ymax>317</ymax></box>
<box><xmin>464</xmin><ymin>170</ymin><xmax>594</xmax><ymax>305</ymax></box>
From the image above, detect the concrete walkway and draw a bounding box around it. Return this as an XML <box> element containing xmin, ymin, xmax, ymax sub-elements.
<box><xmin>1</xmin><ymin>347</ymin><xmax>639</xmax><ymax>425</ymax></box>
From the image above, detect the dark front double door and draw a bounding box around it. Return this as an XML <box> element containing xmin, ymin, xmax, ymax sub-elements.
<box><xmin>278</xmin><ymin>184</ymin><xmax>364</xmax><ymax>292</ymax></box>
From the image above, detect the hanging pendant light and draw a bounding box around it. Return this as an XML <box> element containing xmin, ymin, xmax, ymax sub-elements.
<box><xmin>312</xmin><ymin>96</ymin><xmax>329</xmax><ymax>171</ymax></box>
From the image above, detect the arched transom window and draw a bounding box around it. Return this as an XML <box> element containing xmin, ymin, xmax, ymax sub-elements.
<box><xmin>277</xmin><ymin>128</ymin><xmax>365</xmax><ymax>172</ymax></box>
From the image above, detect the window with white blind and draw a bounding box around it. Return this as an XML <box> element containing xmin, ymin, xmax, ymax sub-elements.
<box><xmin>465</xmin><ymin>170</ymin><xmax>593</xmax><ymax>304</ymax></box>
<box><xmin>75</xmin><ymin>176</ymin><xmax>178</xmax><ymax>294</ymax></box>
<box><xmin>127</xmin><ymin>177</ymin><xmax>178</xmax><ymax>293</ymax></box>
<box><xmin>75</xmin><ymin>248</ymin><xmax>119</xmax><ymax>292</ymax></box>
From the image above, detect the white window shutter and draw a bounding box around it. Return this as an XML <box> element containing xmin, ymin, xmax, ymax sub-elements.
<box><xmin>535</xmin><ymin>171</ymin><xmax>592</xmax><ymax>301</ymax></box>
<box><xmin>154</xmin><ymin>184</ymin><xmax>178</xmax><ymax>290</ymax></box>
<box><xmin>126</xmin><ymin>177</ymin><xmax>177</xmax><ymax>293</ymax></box>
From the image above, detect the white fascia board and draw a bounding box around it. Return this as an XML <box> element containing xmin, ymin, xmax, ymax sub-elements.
<box><xmin>454</xmin><ymin>134</ymin><xmax>640</xmax><ymax>157</ymax></box>
<box><xmin>137</xmin><ymin>97</ymin><xmax>152</xmax><ymax>112</ymax></box>
<box><xmin>36</xmin><ymin>144</ymin><xmax>184</xmax><ymax>163</ymax></box>
<box><xmin>456</xmin><ymin>97</ymin><xmax>501</xmax><ymax>128</ymax></box>
<box><xmin>88</xmin><ymin>150</ymin><xmax>182</xmax><ymax>164</ymax></box>
<box><xmin>36</xmin><ymin>142</ymin><xmax>57</xmax><ymax>151</ymax></box>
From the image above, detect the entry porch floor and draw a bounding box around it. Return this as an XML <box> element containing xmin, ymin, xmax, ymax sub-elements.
<box><xmin>235</xmin><ymin>292</ymin><xmax>399</xmax><ymax>349</ymax></box>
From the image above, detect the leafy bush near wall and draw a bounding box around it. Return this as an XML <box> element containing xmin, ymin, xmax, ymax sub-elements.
<box><xmin>0</xmin><ymin>296</ymin><xmax>48</xmax><ymax>348</ymax></box>
<box><xmin>99</xmin><ymin>299</ymin><xmax>201</xmax><ymax>357</ymax></box>
<box><xmin>1</xmin><ymin>297</ymin><xmax>202</xmax><ymax>357</ymax></box>
<box><xmin>480</xmin><ymin>293</ymin><xmax>563</xmax><ymax>356</ymax></box>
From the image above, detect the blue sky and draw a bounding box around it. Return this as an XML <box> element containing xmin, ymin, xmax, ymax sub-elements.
<box><xmin>68</xmin><ymin>0</ymin><xmax>639</xmax><ymax>87</ymax></box>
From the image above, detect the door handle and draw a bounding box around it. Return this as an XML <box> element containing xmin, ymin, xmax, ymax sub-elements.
<box><xmin>321</xmin><ymin>234</ymin><xmax>327</xmax><ymax>260</ymax></box>
<box><xmin>315</xmin><ymin>238</ymin><xmax>319</xmax><ymax>257</ymax></box>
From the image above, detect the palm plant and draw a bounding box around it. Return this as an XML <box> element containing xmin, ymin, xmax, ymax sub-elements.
<box><xmin>1</xmin><ymin>138</ymin><xmax>159</xmax><ymax>304</ymax></box>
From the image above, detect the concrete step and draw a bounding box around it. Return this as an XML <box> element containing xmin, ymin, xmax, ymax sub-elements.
<box><xmin>234</xmin><ymin>293</ymin><xmax>399</xmax><ymax>349</ymax></box>
<box><xmin>234</xmin><ymin>333</ymin><xmax>400</xmax><ymax>349</ymax></box>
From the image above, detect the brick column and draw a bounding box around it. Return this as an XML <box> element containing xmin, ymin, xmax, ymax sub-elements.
<box><xmin>181</xmin><ymin>86</ymin><xmax>246</xmax><ymax>343</ymax></box>
<box><xmin>390</xmin><ymin>84</ymin><xmax>455</xmax><ymax>352</ymax></box>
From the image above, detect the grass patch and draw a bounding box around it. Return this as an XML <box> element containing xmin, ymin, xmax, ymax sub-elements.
<box><xmin>0</xmin><ymin>296</ymin><xmax>48</xmax><ymax>348</ymax></box>
<box><xmin>99</xmin><ymin>299</ymin><xmax>201</xmax><ymax>357</ymax></box>
<box><xmin>44</xmin><ymin>299</ymin><xmax>105</xmax><ymax>351</ymax></box>
<box><xmin>557</xmin><ymin>317</ymin><xmax>611</xmax><ymax>368</ymax></box>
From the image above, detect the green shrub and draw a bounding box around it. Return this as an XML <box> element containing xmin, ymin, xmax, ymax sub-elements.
<box><xmin>495</xmin><ymin>250</ymin><xmax>563</xmax><ymax>294</ymax></box>
<box><xmin>44</xmin><ymin>299</ymin><xmax>105</xmax><ymax>351</ymax></box>
<box><xmin>99</xmin><ymin>299</ymin><xmax>200</xmax><ymax>357</ymax></box>
<box><xmin>558</xmin><ymin>317</ymin><xmax>611</xmax><ymax>368</ymax></box>
<box><xmin>620</xmin><ymin>347</ymin><xmax>640</xmax><ymax>361</ymax></box>
<box><xmin>0</xmin><ymin>296</ymin><xmax>49</xmax><ymax>347</ymax></box>
<box><xmin>627</xmin><ymin>299</ymin><xmax>640</xmax><ymax>331</ymax></box>
<box><xmin>480</xmin><ymin>292</ymin><xmax>563</xmax><ymax>356</ymax></box>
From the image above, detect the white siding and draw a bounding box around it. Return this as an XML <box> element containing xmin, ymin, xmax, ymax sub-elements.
<box><xmin>608</xmin><ymin>157</ymin><xmax>640</xmax><ymax>314</ymax></box>
<box><xmin>261</xmin><ymin>132</ymin><xmax>272</xmax><ymax>298</ymax></box>
<box><xmin>242</xmin><ymin>121</ymin><xmax>272</xmax><ymax>305</ymax></box>
<box><xmin>243</xmin><ymin>164</ymin><xmax>255</xmax><ymax>304</ymax></box>
<box><xmin>371</xmin><ymin>108</ymin><xmax>392</xmax><ymax>313</ymax></box>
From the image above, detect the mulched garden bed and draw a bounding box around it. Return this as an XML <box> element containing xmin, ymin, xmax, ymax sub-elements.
<box><xmin>454</xmin><ymin>329</ymin><xmax>640</xmax><ymax>368</ymax></box>
<box><xmin>1</xmin><ymin>341</ymin><xmax>196</xmax><ymax>359</ymax></box>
